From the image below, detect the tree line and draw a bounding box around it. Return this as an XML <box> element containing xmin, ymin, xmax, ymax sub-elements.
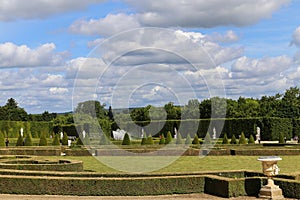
<box><xmin>1</xmin><ymin>87</ymin><xmax>300</xmax><ymax>124</ymax></box>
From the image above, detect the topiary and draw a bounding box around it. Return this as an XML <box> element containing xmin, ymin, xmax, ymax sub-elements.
<box><xmin>222</xmin><ymin>133</ymin><xmax>229</xmax><ymax>144</ymax></box>
<box><xmin>248</xmin><ymin>134</ymin><xmax>255</xmax><ymax>144</ymax></box>
<box><xmin>279</xmin><ymin>133</ymin><xmax>285</xmax><ymax>144</ymax></box>
<box><xmin>230</xmin><ymin>135</ymin><xmax>237</xmax><ymax>144</ymax></box>
<box><xmin>176</xmin><ymin>132</ymin><xmax>183</xmax><ymax>145</ymax></box>
<box><xmin>165</xmin><ymin>131</ymin><xmax>173</xmax><ymax>144</ymax></box>
<box><xmin>159</xmin><ymin>134</ymin><xmax>165</xmax><ymax>145</ymax></box>
<box><xmin>39</xmin><ymin>132</ymin><xmax>48</xmax><ymax>146</ymax></box>
<box><xmin>185</xmin><ymin>134</ymin><xmax>191</xmax><ymax>145</ymax></box>
<box><xmin>52</xmin><ymin>134</ymin><xmax>61</xmax><ymax>146</ymax></box>
<box><xmin>122</xmin><ymin>133</ymin><xmax>131</xmax><ymax>145</ymax></box>
<box><xmin>141</xmin><ymin>133</ymin><xmax>147</xmax><ymax>145</ymax></box>
<box><xmin>16</xmin><ymin>133</ymin><xmax>24</xmax><ymax>146</ymax></box>
<box><xmin>24</xmin><ymin>132</ymin><xmax>33</xmax><ymax>146</ymax></box>
<box><xmin>146</xmin><ymin>135</ymin><xmax>154</xmax><ymax>145</ymax></box>
<box><xmin>61</xmin><ymin>132</ymin><xmax>69</xmax><ymax>146</ymax></box>
<box><xmin>99</xmin><ymin>134</ymin><xmax>110</xmax><ymax>145</ymax></box>
<box><xmin>204</xmin><ymin>133</ymin><xmax>211</xmax><ymax>144</ymax></box>
<box><xmin>192</xmin><ymin>134</ymin><xmax>200</xmax><ymax>145</ymax></box>
<box><xmin>239</xmin><ymin>132</ymin><xmax>247</xmax><ymax>144</ymax></box>
<box><xmin>0</xmin><ymin>131</ymin><xmax>5</xmax><ymax>146</ymax></box>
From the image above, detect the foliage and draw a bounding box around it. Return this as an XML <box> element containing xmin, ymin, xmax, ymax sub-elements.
<box><xmin>230</xmin><ymin>135</ymin><xmax>237</xmax><ymax>144</ymax></box>
<box><xmin>122</xmin><ymin>133</ymin><xmax>131</xmax><ymax>145</ymax></box>
<box><xmin>204</xmin><ymin>133</ymin><xmax>211</xmax><ymax>144</ymax></box>
<box><xmin>192</xmin><ymin>134</ymin><xmax>199</xmax><ymax>145</ymax></box>
<box><xmin>222</xmin><ymin>133</ymin><xmax>229</xmax><ymax>144</ymax></box>
<box><xmin>141</xmin><ymin>132</ymin><xmax>147</xmax><ymax>145</ymax></box>
<box><xmin>185</xmin><ymin>134</ymin><xmax>191</xmax><ymax>145</ymax></box>
<box><xmin>0</xmin><ymin>98</ymin><xmax>28</xmax><ymax>121</ymax></box>
<box><xmin>16</xmin><ymin>133</ymin><xmax>24</xmax><ymax>146</ymax></box>
<box><xmin>0</xmin><ymin>131</ymin><xmax>5</xmax><ymax>146</ymax></box>
<box><xmin>52</xmin><ymin>134</ymin><xmax>60</xmax><ymax>146</ymax></box>
<box><xmin>279</xmin><ymin>133</ymin><xmax>285</xmax><ymax>144</ymax></box>
<box><xmin>74</xmin><ymin>100</ymin><xmax>107</xmax><ymax>119</ymax></box>
<box><xmin>248</xmin><ymin>135</ymin><xmax>255</xmax><ymax>144</ymax></box>
<box><xmin>24</xmin><ymin>132</ymin><xmax>33</xmax><ymax>146</ymax></box>
<box><xmin>159</xmin><ymin>135</ymin><xmax>165</xmax><ymax>145</ymax></box>
<box><xmin>146</xmin><ymin>135</ymin><xmax>154</xmax><ymax>145</ymax></box>
<box><xmin>61</xmin><ymin>132</ymin><xmax>69</xmax><ymax>146</ymax></box>
<box><xmin>99</xmin><ymin>134</ymin><xmax>110</xmax><ymax>145</ymax></box>
<box><xmin>165</xmin><ymin>131</ymin><xmax>173</xmax><ymax>144</ymax></box>
<box><xmin>238</xmin><ymin>132</ymin><xmax>247</xmax><ymax>144</ymax></box>
<box><xmin>175</xmin><ymin>132</ymin><xmax>183</xmax><ymax>145</ymax></box>
<box><xmin>39</xmin><ymin>132</ymin><xmax>48</xmax><ymax>146</ymax></box>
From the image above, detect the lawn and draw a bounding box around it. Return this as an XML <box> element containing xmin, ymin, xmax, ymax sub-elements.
<box><xmin>47</xmin><ymin>155</ymin><xmax>300</xmax><ymax>175</ymax></box>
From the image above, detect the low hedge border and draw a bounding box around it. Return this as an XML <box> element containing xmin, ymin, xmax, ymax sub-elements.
<box><xmin>0</xmin><ymin>147</ymin><xmax>61</xmax><ymax>156</ymax></box>
<box><xmin>0</xmin><ymin>170</ymin><xmax>299</xmax><ymax>198</ymax></box>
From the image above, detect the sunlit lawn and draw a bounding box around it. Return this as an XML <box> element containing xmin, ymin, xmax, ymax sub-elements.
<box><xmin>48</xmin><ymin>155</ymin><xmax>300</xmax><ymax>175</ymax></box>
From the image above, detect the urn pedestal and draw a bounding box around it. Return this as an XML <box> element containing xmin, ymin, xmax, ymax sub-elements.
<box><xmin>257</xmin><ymin>156</ymin><xmax>284</xmax><ymax>200</ymax></box>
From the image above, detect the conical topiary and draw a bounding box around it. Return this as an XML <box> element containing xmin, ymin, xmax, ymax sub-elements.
<box><xmin>61</xmin><ymin>132</ymin><xmax>69</xmax><ymax>146</ymax></box>
<box><xmin>0</xmin><ymin>131</ymin><xmax>5</xmax><ymax>146</ymax></box>
<box><xmin>141</xmin><ymin>132</ymin><xmax>147</xmax><ymax>145</ymax></box>
<box><xmin>279</xmin><ymin>133</ymin><xmax>285</xmax><ymax>144</ymax></box>
<box><xmin>239</xmin><ymin>132</ymin><xmax>247</xmax><ymax>144</ymax></box>
<box><xmin>192</xmin><ymin>134</ymin><xmax>200</xmax><ymax>145</ymax></box>
<box><xmin>230</xmin><ymin>135</ymin><xmax>237</xmax><ymax>144</ymax></box>
<box><xmin>39</xmin><ymin>132</ymin><xmax>48</xmax><ymax>146</ymax></box>
<box><xmin>52</xmin><ymin>134</ymin><xmax>60</xmax><ymax>146</ymax></box>
<box><xmin>146</xmin><ymin>135</ymin><xmax>154</xmax><ymax>145</ymax></box>
<box><xmin>248</xmin><ymin>134</ymin><xmax>255</xmax><ymax>144</ymax></box>
<box><xmin>165</xmin><ymin>131</ymin><xmax>173</xmax><ymax>144</ymax></box>
<box><xmin>122</xmin><ymin>133</ymin><xmax>131</xmax><ymax>145</ymax></box>
<box><xmin>176</xmin><ymin>132</ymin><xmax>183</xmax><ymax>145</ymax></box>
<box><xmin>222</xmin><ymin>133</ymin><xmax>229</xmax><ymax>144</ymax></box>
<box><xmin>16</xmin><ymin>133</ymin><xmax>24</xmax><ymax>146</ymax></box>
<box><xmin>159</xmin><ymin>134</ymin><xmax>165</xmax><ymax>145</ymax></box>
<box><xmin>204</xmin><ymin>133</ymin><xmax>211</xmax><ymax>144</ymax></box>
<box><xmin>99</xmin><ymin>134</ymin><xmax>110</xmax><ymax>145</ymax></box>
<box><xmin>185</xmin><ymin>134</ymin><xmax>192</xmax><ymax>145</ymax></box>
<box><xmin>24</xmin><ymin>132</ymin><xmax>33</xmax><ymax>146</ymax></box>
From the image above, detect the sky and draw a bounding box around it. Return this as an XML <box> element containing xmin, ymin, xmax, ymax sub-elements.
<box><xmin>1</xmin><ymin>0</ymin><xmax>300</xmax><ymax>114</ymax></box>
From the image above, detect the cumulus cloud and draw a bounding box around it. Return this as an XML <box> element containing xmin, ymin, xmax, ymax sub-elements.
<box><xmin>125</xmin><ymin>0</ymin><xmax>290</xmax><ymax>28</ymax></box>
<box><xmin>0</xmin><ymin>42</ymin><xmax>68</xmax><ymax>68</ymax></box>
<box><xmin>70</xmin><ymin>13</ymin><xmax>141</xmax><ymax>37</ymax></box>
<box><xmin>291</xmin><ymin>26</ymin><xmax>300</xmax><ymax>48</ymax></box>
<box><xmin>205</xmin><ymin>30</ymin><xmax>239</xmax><ymax>43</ymax></box>
<box><xmin>0</xmin><ymin>0</ymin><xmax>105</xmax><ymax>21</ymax></box>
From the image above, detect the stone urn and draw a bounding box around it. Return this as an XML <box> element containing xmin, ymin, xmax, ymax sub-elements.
<box><xmin>257</xmin><ymin>156</ymin><xmax>284</xmax><ymax>199</ymax></box>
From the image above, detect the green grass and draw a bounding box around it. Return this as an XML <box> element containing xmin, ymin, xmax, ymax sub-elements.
<box><xmin>44</xmin><ymin>155</ymin><xmax>300</xmax><ymax>175</ymax></box>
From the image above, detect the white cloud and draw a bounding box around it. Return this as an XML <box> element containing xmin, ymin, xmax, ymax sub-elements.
<box><xmin>0</xmin><ymin>0</ymin><xmax>105</xmax><ymax>21</ymax></box>
<box><xmin>205</xmin><ymin>30</ymin><xmax>239</xmax><ymax>43</ymax></box>
<box><xmin>291</xmin><ymin>26</ymin><xmax>300</xmax><ymax>48</ymax></box>
<box><xmin>125</xmin><ymin>0</ymin><xmax>290</xmax><ymax>28</ymax></box>
<box><xmin>69</xmin><ymin>13</ymin><xmax>141</xmax><ymax>36</ymax></box>
<box><xmin>0</xmin><ymin>42</ymin><xmax>68</xmax><ymax>68</ymax></box>
<box><xmin>49</xmin><ymin>87</ymin><xmax>69</xmax><ymax>95</ymax></box>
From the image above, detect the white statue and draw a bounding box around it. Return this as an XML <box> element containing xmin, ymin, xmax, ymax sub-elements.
<box><xmin>256</xmin><ymin>127</ymin><xmax>261</xmax><ymax>143</ymax></box>
<box><xmin>82</xmin><ymin>130</ymin><xmax>86</xmax><ymax>139</ymax></box>
<box><xmin>112</xmin><ymin>129</ymin><xmax>127</xmax><ymax>140</ymax></box>
<box><xmin>174</xmin><ymin>127</ymin><xmax>178</xmax><ymax>139</ymax></box>
<box><xmin>20</xmin><ymin>128</ymin><xmax>23</xmax><ymax>137</ymax></box>
<box><xmin>212</xmin><ymin>127</ymin><xmax>217</xmax><ymax>139</ymax></box>
<box><xmin>60</xmin><ymin>132</ymin><xmax>63</xmax><ymax>139</ymax></box>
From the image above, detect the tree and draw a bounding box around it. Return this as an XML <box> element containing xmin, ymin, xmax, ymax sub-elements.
<box><xmin>222</xmin><ymin>133</ymin><xmax>229</xmax><ymax>144</ymax></box>
<box><xmin>0</xmin><ymin>131</ymin><xmax>5</xmax><ymax>146</ymax></box>
<box><xmin>99</xmin><ymin>134</ymin><xmax>110</xmax><ymax>145</ymax></box>
<box><xmin>230</xmin><ymin>135</ymin><xmax>237</xmax><ymax>144</ymax></box>
<box><xmin>239</xmin><ymin>132</ymin><xmax>247</xmax><ymax>144</ymax></box>
<box><xmin>192</xmin><ymin>135</ymin><xmax>200</xmax><ymax>145</ymax></box>
<box><xmin>108</xmin><ymin>106</ymin><xmax>114</xmax><ymax>121</ymax></box>
<box><xmin>159</xmin><ymin>135</ymin><xmax>165</xmax><ymax>145</ymax></box>
<box><xmin>16</xmin><ymin>133</ymin><xmax>24</xmax><ymax>146</ymax></box>
<box><xmin>248</xmin><ymin>135</ymin><xmax>255</xmax><ymax>144</ymax></box>
<box><xmin>39</xmin><ymin>132</ymin><xmax>48</xmax><ymax>146</ymax></box>
<box><xmin>165</xmin><ymin>131</ymin><xmax>173</xmax><ymax>144</ymax></box>
<box><xmin>204</xmin><ymin>133</ymin><xmax>211</xmax><ymax>144</ymax></box>
<box><xmin>185</xmin><ymin>134</ymin><xmax>192</xmax><ymax>145</ymax></box>
<box><xmin>52</xmin><ymin>134</ymin><xmax>60</xmax><ymax>146</ymax></box>
<box><xmin>146</xmin><ymin>135</ymin><xmax>154</xmax><ymax>145</ymax></box>
<box><xmin>176</xmin><ymin>132</ymin><xmax>183</xmax><ymax>145</ymax></box>
<box><xmin>61</xmin><ymin>132</ymin><xmax>69</xmax><ymax>146</ymax></box>
<box><xmin>0</xmin><ymin>98</ymin><xmax>28</xmax><ymax>121</ymax></box>
<box><xmin>24</xmin><ymin>132</ymin><xmax>33</xmax><ymax>146</ymax></box>
<box><xmin>279</xmin><ymin>133</ymin><xmax>285</xmax><ymax>144</ymax></box>
<box><xmin>75</xmin><ymin>100</ymin><xmax>107</xmax><ymax>119</ymax></box>
<box><xmin>122</xmin><ymin>133</ymin><xmax>131</xmax><ymax>145</ymax></box>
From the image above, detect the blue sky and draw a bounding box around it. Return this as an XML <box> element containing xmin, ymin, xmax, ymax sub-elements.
<box><xmin>1</xmin><ymin>0</ymin><xmax>300</xmax><ymax>114</ymax></box>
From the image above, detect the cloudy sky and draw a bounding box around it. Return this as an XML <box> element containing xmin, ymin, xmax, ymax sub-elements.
<box><xmin>1</xmin><ymin>0</ymin><xmax>300</xmax><ymax>114</ymax></box>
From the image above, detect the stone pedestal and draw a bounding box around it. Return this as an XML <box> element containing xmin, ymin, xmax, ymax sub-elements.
<box><xmin>257</xmin><ymin>156</ymin><xmax>284</xmax><ymax>200</ymax></box>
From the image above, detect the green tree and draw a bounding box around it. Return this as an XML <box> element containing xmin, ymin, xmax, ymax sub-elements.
<box><xmin>141</xmin><ymin>132</ymin><xmax>147</xmax><ymax>145</ymax></box>
<box><xmin>165</xmin><ymin>131</ymin><xmax>173</xmax><ymax>144</ymax></box>
<box><xmin>0</xmin><ymin>131</ymin><xmax>5</xmax><ymax>146</ymax></box>
<box><xmin>230</xmin><ymin>135</ymin><xmax>237</xmax><ymax>144</ymax></box>
<box><xmin>176</xmin><ymin>132</ymin><xmax>183</xmax><ymax>145</ymax></box>
<box><xmin>39</xmin><ymin>132</ymin><xmax>48</xmax><ymax>146</ymax></box>
<box><xmin>122</xmin><ymin>133</ymin><xmax>131</xmax><ymax>145</ymax></box>
<box><xmin>52</xmin><ymin>134</ymin><xmax>60</xmax><ymax>146</ymax></box>
<box><xmin>192</xmin><ymin>134</ymin><xmax>200</xmax><ymax>145</ymax></box>
<box><xmin>185</xmin><ymin>134</ymin><xmax>192</xmax><ymax>145</ymax></box>
<box><xmin>146</xmin><ymin>135</ymin><xmax>154</xmax><ymax>145</ymax></box>
<box><xmin>16</xmin><ymin>133</ymin><xmax>24</xmax><ymax>146</ymax></box>
<box><xmin>204</xmin><ymin>133</ymin><xmax>211</xmax><ymax>144</ymax></box>
<box><xmin>239</xmin><ymin>132</ymin><xmax>247</xmax><ymax>144</ymax></box>
<box><xmin>222</xmin><ymin>133</ymin><xmax>229</xmax><ymax>144</ymax></box>
<box><xmin>0</xmin><ymin>98</ymin><xmax>28</xmax><ymax>121</ymax></box>
<box><xmin>279</xmin><ymin>133</ymin><xmax>285</xmax><ymax>144</ymax></box>
<box><xmin>75</xmin><ymin>100</ymin><xmax>107</xmax><ymax>119</ymax></box>
<box><xmin>24</xmin><ymin>132</ymin><xmax>33</xmax><ymax>146</ymax></box>
<box><xmin>99</xmin><ymin>134</ymin><xmax>110</xmax><ymax>145</ymax></box>
<box><xmin>61</xmin><ymin>132</ymin><xmax>69</xmax><ymax>146</ymax></box>
<box><xmin>159</xmin><ymin>135</ymin><xmax>165</xmax><ymax>145</ymax></box>
<box><xmin>248</xmin><ymin>135</ymin><xmax>255</xmax><ymax>144</ymax></box>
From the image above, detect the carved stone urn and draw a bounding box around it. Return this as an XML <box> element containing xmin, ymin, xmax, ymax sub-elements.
<box><xmin>257</xmin><ymin>156</ymin><xmax>284</xmax><ymax>199</ymax></box>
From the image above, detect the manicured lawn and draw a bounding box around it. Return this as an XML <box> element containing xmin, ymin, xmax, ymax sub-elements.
<box><xmin>49</xmin><ymin>155</ymin><xmax>300</xmax><ymax>175</ymax></box>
